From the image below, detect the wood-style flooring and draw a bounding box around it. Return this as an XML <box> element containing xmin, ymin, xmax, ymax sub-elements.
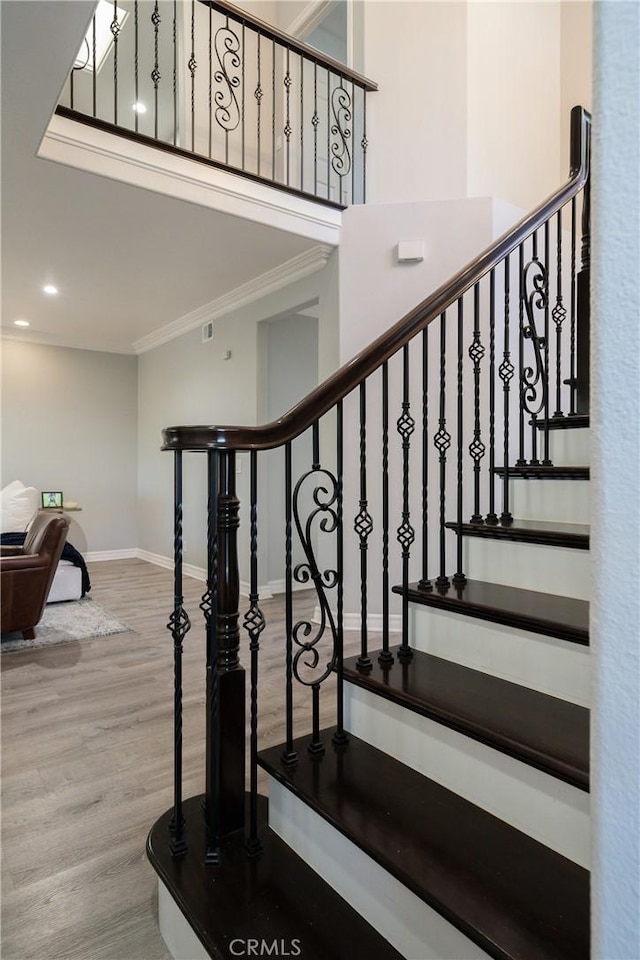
<box><xmin>1</xmin><ymin>559</ymin><xmax>363</xmax><ymax>960</ymax></box>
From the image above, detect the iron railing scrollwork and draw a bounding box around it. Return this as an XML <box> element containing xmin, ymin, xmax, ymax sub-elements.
<box><xmin>157</xmin><ymin>107</ymin><xmax>591</xmax><ymax>863</ymax></box>
<box><xmin>59</xmin><ymin>0</ymin><xmax>377</xmax><ymax>208</ymax></box>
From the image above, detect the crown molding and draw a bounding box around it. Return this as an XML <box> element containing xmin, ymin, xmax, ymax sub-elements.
<box><xmin>132</xmin><ymin>243</ymin><xmax>334</xmax><ymax>354</ymax></box>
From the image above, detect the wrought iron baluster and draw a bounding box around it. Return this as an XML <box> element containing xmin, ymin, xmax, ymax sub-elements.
<box><xmin>167</xmin><ymin>451</ymin><xmax>189</xmax><ymax>856</ymax></box>
<box><xmin>569</xmin><ymin>197</ymin><xmax>577</xmax><ymax>415</ymax></box>
<box><xmin>173</xmin><ymin>1</ymin><xmax>177</xmax><ymax>145</ymax></box>
<box><xmin>213</xmin><ymin>15</ymin><xmax>241</xmax><ymax>160</ymax></box>
<box><xmin>312</xmin><ymin>62</ymin><xmax>318</xmax><ymax>196</ymax></box>
<box><xmin>397</xmin><ymin>345</ymin><xmax>416</xmax><ymax>657</ymax></box>
<box><xmin>419</xmin><ymin>329</ymin><xmax>431</xmax><ymax>588</ymax></box>
<box><xmin>326</xmin><ymin>70</ymin><xmax>331</xmax><ymax>201</ymax></box>
<box><xmin>355</xmin><ymin>381</ymin><xmax>373</xmax><ymax>670</ymax></box>
<box><xmin>284</xmin><ymin>47</ymin><xmax>292</xmax><ymax>185</ymax></box>
<box><xmin>486</xmin><ymin>270</ymin><xmax>498</xmax><ymax>524</ymax></box>
<box><xmin>516</xmin><ymin>243</ymin><xmax>526</xmax><ymax>466</ymax></box>
<box><xmin>92</xmin><ymin>14</ymin><xmax>97</xmax><ymax>116</ymax></box>
<box><xmin>134</xmin><ymin>2</ymin><xmax>139</xmax><ymax>133</ymax></box>
<box><xmin>271</xmin><ymin>40</ymin><xmax>276</xmax><ymax>181</ymax></box>
<box><xmin>331</xmin><ymin>77</ymin><xmax>352</xmax><ymax>204</ymax></box>
<box><xmin>208</xmin><ymin>6</ymin><xmax>213</xmax><ymax>157</ymax></box>
<box><xmin>112</xmin><ymin>0</ymin><xmax>120</xmax><ymax>125</ymax></box>
<box><xmin>542</xmin><ymin>220</ymin><xmax>551</xmax><ymax>464</ymax></box>
<box><xmin>190</xmin><ymin>3</ymin><xmax>196</xmax><ymax>153</ymax></box>
<box><xmin>553</xmin><ymin>209</ymin><xmax>566</xmax><ymax>417</ymax></box>
<box><xmin>469</xmin><ymin>283</ymin><xmax>486</xmax><ymax>524</ymax></box>
<box><xmin>351</xmin><ymin>81</ymin><xmax>356</xmax><ymax>206</ymax></box>
<box><xmin>300</xmin><ymin>55</ymin><xmax>304</xmax><ymax>192</ymax></box>
<box><xmin>241</xmin><ymin>22</ymin><xmax>246</xmax><ymax>170</ymax></box>
<box><xmin>362</xmin><ymin>94</ymin><xmax>368</xmax><ymax>204</ymax></box>
<box><xmin>499</xmin><ymin>255</ymin><xmax>514</xmax><ymax>525</ymax></box>
<box><xmin>379</xmin><ymin>362</ymin><xmax>393</xmax><ymax>662</ymax></box>
<box><xmin>243</xmin><ymin>451</ymin><xmax>264</xmax><ymax>858</ymax></box>
<box><xmin>202</xmin><ymin>450</ymin><xmax>220</xmax><ymax>865</ymax></box>
<box><xmin>576</xmin><ymin>158</ymin><xmax>591</xmax><ymax>415</ymax></box>
<box><xmin>522</xmin><ymin>230</ymin><xmax>550</xmax><ymax>465</ymax></box>
<box><xmin>333</xmin><ymin>402</ymin><xmax>348</xmax><ymax>744</ymax></box>
<box><xmin>453</xmin><ymin>300</ymin><xmax>466</xmax><ymax>583</ymax></box>
<box><xmin>282</xmin><ymin>441</ymin><xmax>297</xmax><ymax>763</ymax></box>
<box><xmin>151</xmin><ymin>0</ymin><xmax>161</xmax><ymax>140</ymax></box>
<box><xmin>434</xmin><ymin>312</ymin><xmax>451</xmax><ymax>586</ymax></box>
<box><xmin>255</xmin><ymin>34</ymin><xmax>262</xmax><ymax>176</ymax></box>
<box><xmin>291</xmin><ymin>422</ymin><xmax>340</xmax><ymax>758</ymax></box>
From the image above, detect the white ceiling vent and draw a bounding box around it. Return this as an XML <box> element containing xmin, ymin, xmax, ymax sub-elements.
<box><xmin>202</xmin><ymin>321</ymin><xmax>214</xmax><ymax>343</ymax></box>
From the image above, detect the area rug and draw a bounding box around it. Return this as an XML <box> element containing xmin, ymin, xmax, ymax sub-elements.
<box><xmin>1</xmin><ymin>597</ymin><xmax>133</xmax><ymax>653</ymax></box>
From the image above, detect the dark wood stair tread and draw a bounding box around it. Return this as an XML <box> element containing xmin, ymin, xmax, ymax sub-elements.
<box><xmin>495</xmin><ymin>465</ymin><xmax>589</xmax><ymax>479</ymax></box>
<box><xmin>444</xmin><ymin>519</ymin><xmax>589</xmax><ymax>549</ymax></box>
<box><xmin>533</xmin><ymin>415</ymin><xmax>589</xmax><ymax>430</ymax></box>
<box><xmin>396</xmin><ymin>579</ymin><xmax>589</xmax><ymax>644</ymax></box>
<box><xmin>259</xmin><ymin>733</ymin><xmax>589</xmax><ymax>960</ymax></box>
<box><xmin>147</xmin><ymin>794</ymin><xmax>401</xmax><ymax>960</ymax></box>
<box><xmin>343</xmin><ymin>646</ymin><xmax>589</xmax><ymax>789</ymax></box>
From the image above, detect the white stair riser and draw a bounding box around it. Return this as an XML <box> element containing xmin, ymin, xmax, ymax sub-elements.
<box><xmin>509</xmin><ymin>478</ymin><xmax>590</xmax><ymax>523</ymax></box>
<box><xmin>463</xmin><ymin>537</ymin><xmax>590</xmax><ymax>600</ymax></box>
<box><xmin>158</xmin><ymin>881</ymin><xmax>210</xmax><ymax>960</ymax></box>
<box><xmin>547</xmin><ymin>427</ymin><xmax>590</xmax><ymax>466</ymax></box>
<box><xmin>409</xmin><ymin>604</ymin><xmax>590</xmax><ymax>706</ymax></box>
<box><xmin>268</xmin><ymin>777</ymin><xmax>492</xmax><ymax>960</ymax></box>
<box><xmin>345</xmin><ymin>683</ymin><xmax>590</xmax><ymax>868</ymax></box>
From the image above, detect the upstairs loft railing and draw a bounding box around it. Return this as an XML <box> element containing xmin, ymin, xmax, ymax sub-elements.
<box><xmin>57</xmin><ymin>0</ymin><xmax>377</xmax><ymax>207</ymax></box>
<box><xmin>158</xmin><ymin>106</ymin><xmax>591</xmax><ymax>861</ymax></box>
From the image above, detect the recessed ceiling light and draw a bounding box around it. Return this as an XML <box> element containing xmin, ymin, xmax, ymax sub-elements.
<box><xmin>14</xmin><ymin>319</ymin><xmax>30</xmax><ymax>327</ymax></box>
<box><xmin>133</xmin><ymin>102</ymin><xmax>147</xmax><ymax>114</ymax></box>
<box><xmin>43</xmin><ymin>284</ymin><xmax>59</xmax><ymax>295</ymax></box>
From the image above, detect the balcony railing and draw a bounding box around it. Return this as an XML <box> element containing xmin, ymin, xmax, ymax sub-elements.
<box><xmin>57</xmin><ymin>0</ymin><xmax>377</xmax><ymax>207</ymax></box>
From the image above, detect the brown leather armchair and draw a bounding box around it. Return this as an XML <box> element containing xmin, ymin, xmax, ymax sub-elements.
<box><xmin>1</xmin><ymin>514</ymin><xmax>70</xmax><ymax>640</ymax></box>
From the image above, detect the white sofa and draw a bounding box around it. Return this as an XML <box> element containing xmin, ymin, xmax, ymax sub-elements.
<box><xmin>1</xmin><ymin>481</ymin><xmax>83</xmax><ymax>602</ymax></box>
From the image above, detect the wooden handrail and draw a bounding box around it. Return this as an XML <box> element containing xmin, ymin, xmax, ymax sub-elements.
<box><xmin>162</xmin><ymin>106</ymin><xmax>591</xmax><ymax>453</ymax></box>
<box><xmin>199</xmin><ymin>0</ymin><xmax>378</xmax><ymax>92</ymax></box>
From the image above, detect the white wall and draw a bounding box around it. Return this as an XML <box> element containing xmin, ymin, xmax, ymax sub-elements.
<box><xmin>560</xmin><ymin>1</ymin><xmax>593</xmax><ymax>178</ymax></box>
<box><xmin>467</xmin><ymin>1</ymin><xmax>562</xmax><ymax>209</ymax></box>
<box><xmin>591</xmin><ymin>2</ymin><xmax>640</xmax><ymax>957</ymax></box>
<box><xmin>0</xmin><ymin>341</ymin><xmax>138</xmax><ymax>553</ymax></box>
<box><xmin>137</xmin><ymin>254</ymin><xmax>339</xmax><ymax>579</ymax></box>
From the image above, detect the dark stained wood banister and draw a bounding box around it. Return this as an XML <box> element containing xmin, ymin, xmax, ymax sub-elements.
<box><xmin>162</xmin><ymin>107</ymin><xmax>591</xmax><ymax>453</ymax></box>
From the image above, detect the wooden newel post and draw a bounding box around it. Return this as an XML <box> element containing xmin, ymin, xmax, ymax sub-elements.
<box><xmin>576</xmin><ymin>132</ymin><xmax>591</xmax><ymax>415</ymax></box>
<box><xmin>215</xmin><ymin>450</ymin><xmax>246</xmax><ymax>837</ymax></box>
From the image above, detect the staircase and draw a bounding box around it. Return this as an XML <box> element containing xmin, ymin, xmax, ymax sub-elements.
<box><xmin>147</xmin><ymin>107</ymin><xmax>592</xmax><ymax>960</ymax></box>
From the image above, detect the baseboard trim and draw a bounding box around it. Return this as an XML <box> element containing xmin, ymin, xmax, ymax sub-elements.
<box><xmin>85</xmin><ymin>548</ymin><xmax>138</xmax><ymax>562</ymax></box>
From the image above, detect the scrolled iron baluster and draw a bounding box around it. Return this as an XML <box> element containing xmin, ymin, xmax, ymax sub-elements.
<box><xmin>330</xmin><ymin>81</ymin><xmax>352</xmax><ymax>179</ymax></box>
<box><xmin>291</xmin><ymin>452</ymin><xmax>340</xmax><ymax>757</ymax></box>
<box><xmin>552</xmin><ymin>210</ymin><xmax>567</xmax><ymax>418</ymax></box>
<box><xmin>214</xmin><ymin>22</ymin><xmax>241</xmax><ymax>136</ymax></box>
<box><xmin>521</xmin><ymin>240</ymin><xmax>550</xmax><ymax>464</ymax></box>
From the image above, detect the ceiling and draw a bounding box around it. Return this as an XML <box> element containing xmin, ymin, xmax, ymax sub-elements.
<box><xmin>0</xmin><ymin>1</ymin><xmax>317</xmax><ymax>354</ymax></box>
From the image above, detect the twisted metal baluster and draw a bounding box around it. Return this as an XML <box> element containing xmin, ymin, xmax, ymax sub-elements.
<box><xmin>553</xmin><ymin>210</ymin><xmax>567</xmax><ymax>418</ymax></box>
<box><xmin>167</xmin><ymin>451</ymin><xmax>190</xmax><ymax>856</ymax></box>
<box><xmin>516</xmin><ymin>243</ymin><xmax>527</xmax><ymax>466</ymax></box>
<box><xmin>173</xmin><ymin>0</ymin><xmax>177</xmax><ymax>145</ymax></box>
<box><xmin>379</xmin><ymin>362</ymin><xmax>394</xmax><ymax>663</ymax></box>
<box><xmin>112</xmin><ymin>0</ymin><xmax>120</xmax><ymax>125</ymax></box>
<box><xmin>333</xmin><ymin>402</ymin><xmax>348</xmax><ymax>744</ymax></box>
<box><xmin>134</xmin><ymin>2</ymin><xmax>139</xmax><ymax>133</ymax></box>
<box><xmin>453</xmin><ymin>299</ymin><xmax>466</xmax><ymax>583</ymax></box>
<box><xmin>151</xmin><ymin>1</ymin><xmax>161</xmax><ymax>140</ymax></box>
<box><xmin>189</xmin><ymin>3</ymin><xmax>196</xmax><ymax>152</ymax></box>
<box><xmin>568</xmin><ymin>197</ymin><xmax>577</xmax><ymax>415</ymax></box>
<box><xmin>419</xmin><ymin>328</ymin><xmax>432</xmax><ymax>588</ymax></box>
<box><xmin>486</xmin><ymin>270</ymin><xmax>499</xmax><ymax>524</ymax></box>
<box><xmin>542</xmin><ymin>220</ymin><xmax>552</xmax><ymax>464</ymax></box>
<box><xmin>284</xmin><ymin>47</ymin><xmax>291</xmax><ymax>185</ymax></box>
<box><xmin>244</xmin><ymin>451</ymin><xmax>265</xmax><ymax>858</ymax></box>
<box><xmin>355</xmin><ymin>381</ymin><xmax>373</xmax><ymax>670</ymax></box>
<box><xmin>434</xmin><ymin>312</ymin><xmax>451</xmax><ymax>586</ymax></box>
<box><xmin>255</xmin><ymin>34</ymin><xmax>262</xmax><ymax>176</ymax></box>
<box><xmin>282</xmin><ymin>442</ymin><xmax>297</xmax><ymax>763</ymax></box>
<box><xmin>397</xmin><ymin>345</ymin><xmax>416</xmax><ymax>658</ymax></box>
<box><xmin>469</xmin><ymin>283</ymin><xmax>486</xmax><ymax>524</ymax></box>
<box><xmin>202</xmin><ymin>451</ymin><xmax>220</xmax><ymax>865</ymax></box>
<box><xmin>499</xmin><ymin>255</ymin><xmax>514</xmax><ymax>525</ymax></box>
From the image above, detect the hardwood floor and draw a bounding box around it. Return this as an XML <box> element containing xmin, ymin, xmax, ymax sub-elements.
<box><xmin>1</xmin><ymin>559</ymin><xmax>363</xmax><ymax>960</ymax></box>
